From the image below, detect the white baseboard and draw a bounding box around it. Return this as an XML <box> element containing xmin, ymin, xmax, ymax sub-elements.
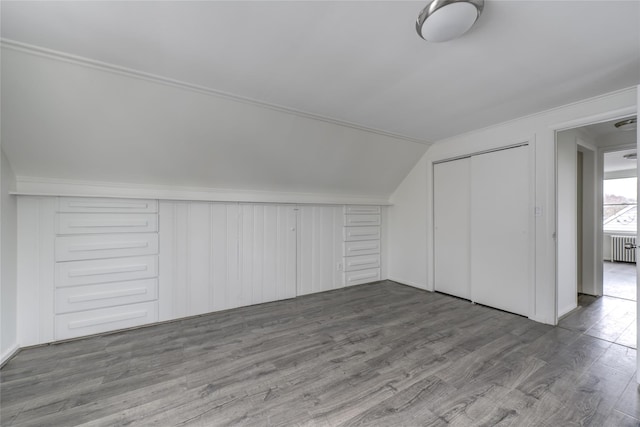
<box><xmin>388</xmin><ymin>276</ymin><xmax>429</xmax><ymax>291</ymax></box>
<box><xmin>1</xmin><ymin>343</ymin><xmax>20</xmax><ymax>367</ymax></box>
<box><xmin>529</xmin><ymin>313</ymin><xmax>557</xmax><ymax>326</ymax></box>
<box><xmin>558</xmin><ymin>304</ymin><xmax>579</xmax><ymax>320</ymax></box>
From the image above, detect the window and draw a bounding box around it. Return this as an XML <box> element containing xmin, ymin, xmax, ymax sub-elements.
<box><xmin>603</xmin><ymin>177</ymin><xmax>637</xmax><ymax>233</ymax></box>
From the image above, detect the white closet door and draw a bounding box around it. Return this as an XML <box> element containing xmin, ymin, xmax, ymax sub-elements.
<box><xmin>434</xmin><ymin>158</ymin><xmax>471</xmax><ymax>299</ymax></box>
<box><xmin>470</xmin><ymin>146</ymin><xmax>530</xmax><ymax>316</ymax></box>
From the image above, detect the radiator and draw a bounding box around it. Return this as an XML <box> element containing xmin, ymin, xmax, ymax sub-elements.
<box><xmin>611</xmin><ymin>235</ymin><xmax>636</xmax><ymax>263</ymax></box>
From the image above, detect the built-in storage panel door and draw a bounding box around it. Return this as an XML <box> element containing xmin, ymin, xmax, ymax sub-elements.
<box><xmin>17</xmin><ymin>197</ymin><xmax>57</xmax><ymax>346</ymax></box>
<box><xmin>159</xmin><ymin>202</ymin><xmax>297</xmax><ymax>321</ymax></box>
<box><xmin>239</xmin><ymin>204</ymin><xmax>297</xmax><ymax>305</ymax></box>
<box><xmin>159</xmin><ymin>202</ymin><xmax>241</xmax><ymax>320</ymax></box>
<box><xmin>434</xmin><ymin>158</ymin><xmax>471</xmax><ymax>299</ymax></box>
<box><xmin>297</xmin><ymin>206</ymin><xmax>343</xmax><ymax>295</ymax></box>
<box><xmin>470</xmin><ymin>146</ymin><xmax>530</xmax><ymax>316</ymax></box>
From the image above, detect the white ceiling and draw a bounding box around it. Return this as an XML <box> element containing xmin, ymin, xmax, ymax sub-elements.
<box><xmin>583</xmin><ymin>119</ymin><xmax>634</xmax><ymax>138</ymax></box>
<box><xmin>604</xmin><ymin>148</ymin><xmax>637</xmax><ymax>173</ymax></box>
<box><xmin>2</xmin><ymin>1</ymin><xmax>639</xmax><ymax>143</ymax></box>
<box><xmin>578</xmin><ymin>115</ymin><xmax>637</xmax><ymax>155</ymax></box>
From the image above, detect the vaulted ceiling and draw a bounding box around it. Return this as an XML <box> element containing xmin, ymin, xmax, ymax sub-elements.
<box><xmin>1</xmin><ymin>1</ymin><xmax>639</xmax><ymax>198</ymax></box>
<box><xmin>4</xmin><ymin>1</ymin><xmax>638</xmax><ymax>142</ymax></box>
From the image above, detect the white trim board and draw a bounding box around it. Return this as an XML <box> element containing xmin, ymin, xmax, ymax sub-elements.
<box><xmin>0</xmin><ymin>39</ymin><xmax>431</xmax><ymax>147</ymax></box>
<box><xmin>388</xmin><ymin>277</ymin><xmax>428</xmax><ymax>291</ymax></box>
<box><xmin>13</xmin><ymin>176</ymin><xmax>393</xmax><ymax>206</ymax></box>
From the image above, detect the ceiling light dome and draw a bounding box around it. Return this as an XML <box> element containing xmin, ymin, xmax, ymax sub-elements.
<box><xmin>416</xmin><ymin>0</ymin><xmax>484</xmax><ymax>42</ymax></box>
<box><xmin>615</xmin><ymin>118</ymin><xmax>637</xmax><ymax>131</ymax></box>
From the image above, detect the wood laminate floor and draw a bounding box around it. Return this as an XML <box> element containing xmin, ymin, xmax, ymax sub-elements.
<box><xmin>2</xmin><ymin>281</ymin><xmax>639</xmax><ymax>426</ymax></box>
<box><xmin>560</xmin><ymin>294</ymin><xmax>637</xmax><ymax>349</ymax></box>
<box><xmin>604</xmin><ymin>261</ymin><xmax>637</xmax><ymax>301</ymax></box>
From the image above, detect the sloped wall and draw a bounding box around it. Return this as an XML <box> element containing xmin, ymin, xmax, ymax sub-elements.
<box><xmin>1</xmin><ymin>46</ymin><xmax>428</xmax><ymax>203</ymax></box>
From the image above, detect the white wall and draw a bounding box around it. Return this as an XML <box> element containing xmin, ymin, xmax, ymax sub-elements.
<box><xmin>578</xmin><ymin>143</ymin><xmax>597</xmax><ymax>296</ymax></box>
<box><xmin>1</xmin><ymin>150</ymin><xmax>18</xmax><ymax>364</ymax></box>
<box><xmin>556</xmin><ymin>130</ymin><xmax>578</xmax><ymax>317</ymax></box>
<box><xmin>388</xmin><ymin>87</ymin><xmax>637</xmax><ymax>325</ymax></box>
<box><xmin>554</xmin><ymin>129</ymin><xmax>598</xmax><ymax>316</ymax></box>
<box><xmin>388</xmin><ymin>155</ymin><xmax>428</xmax><ymax>289</ymax></box>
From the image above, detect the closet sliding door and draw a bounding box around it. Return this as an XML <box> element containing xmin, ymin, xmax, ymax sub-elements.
<box><xmin>470</xmin><ymin>146</ymin><xmax>530</xmax><ymax>316</ymax></box>
<box><xmin>434</xmin><ymin>158</ymin><xmax>471</xmax><ymax>299</ymax></box>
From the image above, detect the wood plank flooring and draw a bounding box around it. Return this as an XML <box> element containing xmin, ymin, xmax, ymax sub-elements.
<box><xmin>1</xmin><ymin>281</ymin><xmax>639</xmax><ymax>426</ymax></box>
<box><xmin>603</xmin><ymin>261</ymin><xmax>636</xmax><ymax>301</ymax></box>
<box><xmin>560</xmin><ymin>294</ymin><xmax>636</xmax><ymax>349</ymax></box>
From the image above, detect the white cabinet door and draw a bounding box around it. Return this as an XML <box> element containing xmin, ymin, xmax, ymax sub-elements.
<box><xmin>470</xmin><ymin>146</ymin><xmax>530</xmax><ymax>316</ymax></box>
<box><xmin>239</xmin><ymin>204</ymin><xmax>297</xmax><ymax>305</ymax></box>
<box><xmin>158</xmin><ymin>202</ymin><xmax>241</xmax><ymax>320</ymax></box>
<box><xmin>297</xmin><ymin>206</ymin><xmax>344</xmax><ymax>295</ymax></box>
<box><xmin>159</xmin><ymin>202</ymin><xmax>297</xmax><ymax>320</ymax></box>
<box><xmin>434</xmin><ymin>158</ymin><xmax>471</xmax><ymax>299</ymax></box>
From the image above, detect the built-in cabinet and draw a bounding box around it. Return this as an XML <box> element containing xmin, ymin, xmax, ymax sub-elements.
<box><xmin>54</xmin><ymin>198</ymin><xmax>160</xmax><ymax>340</ymax></box>
<box><xmin>343</xmin><ymin>205</ymin><xmax>382</xmax><ymax>286</ymax></box>
<box><xmin>433</xmin><ymin>145</ymin><xmax>532</xmax><ymax>317</ymax></box>
<box><xmin>158</xmin><ymin>202</ymin><xmax>297</xmax><ymax>321</ymax></box>
<box><xmin>17</xmin><ymin>197</ymin><xmax>384</xmax><ymax>346</ymax></box>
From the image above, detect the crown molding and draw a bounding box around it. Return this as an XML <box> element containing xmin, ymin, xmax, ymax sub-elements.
<box><xmin>1</xmin><ymin>38</ymin><xmax>431</xmax><ymax>146</ymax></box>
<box><xmin>13</xmin><ymin>176</ymin><xmax>393</xmax><ymax>206</ymax></box>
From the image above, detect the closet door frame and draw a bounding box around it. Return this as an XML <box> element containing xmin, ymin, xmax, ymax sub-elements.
<box><xmin>431</xmin><ymin>141</ymin><xmax>536</xmax><ymax>318</ymax></box>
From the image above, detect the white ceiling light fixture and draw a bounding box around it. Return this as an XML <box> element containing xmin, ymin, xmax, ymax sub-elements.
<box><xmin>416</xmin><ymin>0</ymin><xmax>484</xmax><ymax>42</ymax></box>
<box><xmin>623</xmin><ymin>153</ymin><xmax>637</xmax><ymax>160</ymax></box>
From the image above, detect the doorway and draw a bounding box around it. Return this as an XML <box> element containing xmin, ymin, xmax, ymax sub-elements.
<box><xmin>602</xmin><ymin>148</ymin><xmax>637</xmax><ymax>302</ymax></box>
<box><xmin>557</xmin><ymin>115</ymin><xmax>637</xmax><ymax>350</ymax></box>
